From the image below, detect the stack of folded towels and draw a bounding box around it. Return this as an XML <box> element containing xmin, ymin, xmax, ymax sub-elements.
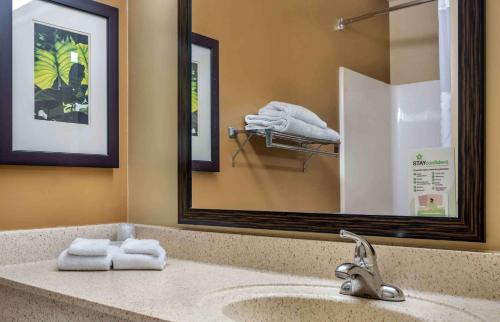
<box><xmin>245</xmin><ymin>101</ymin><xmax>340</xmax><ymax>142</ymax></box>
<box><xmin>57</xmin><ymin>238</ymin><xmax>166</xmax><ymax>271</ymax></box>
<box><xmin>113</xmin><ymin>238</ymin><xmax>166</xmax><ymax>271</ymax></box>
<box><xmin>58</xmin><ymin>238</ymin><xmax>119</xmax><ymax>271</ymax></box>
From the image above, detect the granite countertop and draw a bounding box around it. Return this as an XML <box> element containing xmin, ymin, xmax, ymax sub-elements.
<box><xmin>0</xmin><ymin>258</ymin><xmax>498</xmax><ymax>322</ymax></box>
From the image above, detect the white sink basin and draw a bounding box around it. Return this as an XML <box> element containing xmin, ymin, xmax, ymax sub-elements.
<box><xmin>199</xmin><ymin>284</ymin><xmax>485</xmax><ymax>322</ymax></box>
<box><xmin>223</xmin><ymin>296</ymin><xmax>421</xmax><ymax>322</ymax></box>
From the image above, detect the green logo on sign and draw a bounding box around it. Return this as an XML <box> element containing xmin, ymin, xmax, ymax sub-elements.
<box><xmin>416</xmin><ymin>154</ymin><xmax>423</xmax><ymax>160</ymax></box>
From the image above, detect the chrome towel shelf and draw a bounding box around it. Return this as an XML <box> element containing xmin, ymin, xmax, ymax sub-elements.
<box><xmin>228</xmin><ymin>127</ymin><xmax>340</xmax><ymax>171</ymax></box>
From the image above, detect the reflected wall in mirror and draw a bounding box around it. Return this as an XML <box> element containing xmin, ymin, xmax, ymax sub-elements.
<box><xmin>191</xmin><ymin>0</ymin><xmax>458</xmax><ymax>217</ymax></box>
<box><xmin>178</xmin><ymin>0</ymin><xmax>484</xmax><ymax>241</ymax></box>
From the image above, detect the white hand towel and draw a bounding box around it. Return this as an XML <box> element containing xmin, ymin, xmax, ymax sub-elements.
<box><xmin>245</xmin><ymin>114</ymin><xmax>286</xmax><ymax>130</ymax></box>
<box><xmin>68</xmin><ymin>238</ymin><xmax>110</xmax><ymax>256</ymax></box>
<box><xmin>245</xmin><ymin>115</ymin><xmax>340</xmax><ymax>143</ymax></box>
<box><xmin>112</xmin><ymin>248</ymin><xmax>167</xmax><ymax>271</ymax></box>
<box><xmin>121</xmin><ymin>238</ymin><xmax>162</xmax><ymax>257</ymax></box>
<box><xmin>58</xmin><ymin>246</ymin><xmax>119</xmax><ymax>271</ymax></box>
<box><xmin>259</xmin><ymin>101</ymin><xmax>328</xmax><ymax>129</ymax></box>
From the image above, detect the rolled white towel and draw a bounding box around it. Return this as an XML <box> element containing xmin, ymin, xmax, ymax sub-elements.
<box><xmin>58</xmin><ymin>245</ymin><xmax>120</xmax><ymax>271</ymax></box>
<box><xmin>68</xmin><ymin>238</ymin><xmax>110</xmax><ymax>256</ymax></box>
<box><xmin>121</xmin><ymin>238</ymin><xmax>162</xmax><ymax>257</ymax></box>
<box><xmin>113</xmin><ymin>248</ymin><xmax>167</xmax><ymax>271</ymax></box>
<box><xmin>259</xmin><ymin>101</ymin><xmax>327</xmax><ymax>129</ymax></box>
<box><xmin>245</xmin><ymin>114</ymin><xmax>340</xmax><ymax>143</ymax></box>
<box><xmin>245</xmin><ymin>114</ymin><xmax>286</xmax><ymax>130</ymax></box>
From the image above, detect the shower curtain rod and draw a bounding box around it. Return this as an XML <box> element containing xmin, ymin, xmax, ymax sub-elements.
<box><xmin>335</xmin><ymin>0</ymin><xmax>436</xmax><ymax>31</ymax></box>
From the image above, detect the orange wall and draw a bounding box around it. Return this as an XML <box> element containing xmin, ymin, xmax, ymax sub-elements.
<box><xmin>0</xmin><ymin>0</ymin><xmax>128</xmax><ymax>230</ymax></box>
<box><xmin>191</xmin><ymin>0</ymin><xmax>390</xmax><ymax>212</ymax></box>
<box><xmin>128</xmin><ymin>0</ymin><xmax>179</xmax><ymax>225</ymax></box>
<box><xmin>389</xmin><ymin>0</ymin><xmax>440</xmax><ymax>84</ymax></box>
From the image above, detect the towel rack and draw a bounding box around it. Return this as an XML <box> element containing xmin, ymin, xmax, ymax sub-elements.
<box><xmin>228</xmin><ymin>127</ymin><xmax>340</xmax><ymax>171</ymax></box>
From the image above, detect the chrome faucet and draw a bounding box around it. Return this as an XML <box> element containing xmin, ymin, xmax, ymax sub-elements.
<box><xmin>335</xmin><ymin>230</ymin><xmax>405</xmax><ymax>302</ymax></box>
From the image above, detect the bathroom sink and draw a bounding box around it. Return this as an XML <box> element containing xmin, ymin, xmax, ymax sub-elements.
<box><xmin>223</xmin><ymin>296</ymin><xmax>419</xmax><ymax>322</ymax></box>
<box><xmin>199</xmin><ymin>284</ymin><xmax>484</xmax><ymax>322</ymax></box>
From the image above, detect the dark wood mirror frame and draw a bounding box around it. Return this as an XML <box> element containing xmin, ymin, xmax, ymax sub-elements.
<box><xmin>178</xmin><ymin>0</ymin><xmax>485</xmax><ymax>242</ymax></box>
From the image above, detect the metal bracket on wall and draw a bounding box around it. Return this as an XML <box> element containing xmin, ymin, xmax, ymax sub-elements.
<box><xmin>228</xmin><ymin>127</ymin><xmax>340</xmax><ymax>171</ymax></box>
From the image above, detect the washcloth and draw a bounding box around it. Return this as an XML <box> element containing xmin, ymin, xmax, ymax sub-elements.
<box><xmin>58</xmin><ymin>245</ymin><xmax>120</xmax><ymax>271</ymax></box>
<box><xmin>259</xmin><ymin>101</ymin><xmax>327</xmax><ymax>129</ymax></box>
<box><xmin>121</xmin><ymin>238</ymin><xmax>162</xmax><ymax>257</ymax></box>
<box><xmin>245</xmin><ymin>114</ymin><xmax>340</xmax><ymax>142</ymax></box>
<box><xmin>113</xmin><ymin>248</ymin><xmax>167</xmax><ymax>270</ymax></box>
<box><xmin>68</xmin><ymin>238</ymin><xmax>110</xmax><ymax>256</ymax></box>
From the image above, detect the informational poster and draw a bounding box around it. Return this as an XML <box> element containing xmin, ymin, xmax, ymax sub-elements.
<box><xmin>408</xmin><ymin>148</ymin><xmax>457</xmax><ymax>217</ymax></box>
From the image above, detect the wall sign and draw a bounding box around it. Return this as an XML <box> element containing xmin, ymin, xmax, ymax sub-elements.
<box><xmin>409</xmin><ymin>147</ymin><xmax>457</xmax><ymax>217</ymax></box>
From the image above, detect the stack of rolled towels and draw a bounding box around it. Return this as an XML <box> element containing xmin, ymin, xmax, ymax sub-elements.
<box><xmin>57</xmin><ymin>238</ymin><xmax>166</xmax><ymax>271</ymax></box>
<box><xmin>245</xmin><ymin>101</ymin><xmax>340</xmax><ymax>143</ymax></box>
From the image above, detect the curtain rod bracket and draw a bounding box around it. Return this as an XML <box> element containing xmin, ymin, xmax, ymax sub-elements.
<box><xmin>335</xmin><ymin>18</ymin><xmax>345</xmax><ymax>31</ymax></box>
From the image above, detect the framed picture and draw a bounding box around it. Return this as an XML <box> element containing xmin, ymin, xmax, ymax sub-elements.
<box><xmin>0</xmin><ymin>0</ymin><xmax>119</xmax><ymax>168</ymax></box>
<box><xmin>191</xmin><ymin>33</ymin><xmax>219</xmax><ymax>172</ymax></box>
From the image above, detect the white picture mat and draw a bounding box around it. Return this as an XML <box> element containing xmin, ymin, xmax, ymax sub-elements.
<box><xmin>192</xmin><ymin>44</ymin><xmax>212</xmax><ymax>162</ymax></box>
<box><xmin>12</xmin><ymin>0</ymin><xmax>108</xmax><ymax>155</ymax></box>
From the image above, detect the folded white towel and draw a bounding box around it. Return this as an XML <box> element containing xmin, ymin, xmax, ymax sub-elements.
<box><xmin>68</xmin><ymin>238</ymin><xmax>110</xmax><ymax>256</ymax></box>
<box><xmin>245</xmin><ymin>115</ymin><xmax>340</xmax><ymax>142</ymax></box>
<box><xmin>121</xmin><ymin>238</ymin><xmax>162</xmax><ymax>257</ymax></box>
<box><xmin>58</xmin><ymin>246</ymin><xmax>120</xmax><ymax>271</ymax></box>
<box><xmin>259</xmin><ymin>101</ymin><xmax>327</xmax><ymax>129</ymax></box>
<box><xmin>112</xmin><ymin>248</ymin><xmax>166</xmax><ymax>270</ymax></box>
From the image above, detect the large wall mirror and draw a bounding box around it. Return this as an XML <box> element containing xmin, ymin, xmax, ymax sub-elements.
<box><xmin>178</xmin><ymin>0</ymin><xmax>484</xmax><ymax>241</ymax></box>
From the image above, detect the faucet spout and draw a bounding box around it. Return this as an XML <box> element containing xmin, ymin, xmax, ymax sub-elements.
<box><xmin>335</xmin><ymin>262</ymin><xmax>381</xmax><ymax>298</ymax></box>
<box><xmin>334</xmin><ymin>262</ymin><xmax>359</xmax><ymax>279</ymax></box>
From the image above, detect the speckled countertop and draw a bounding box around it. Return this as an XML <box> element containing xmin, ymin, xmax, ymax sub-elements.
<box><xmin>0</xmin><ymin>258</ymin><xmax>498</xmax><ymax>322</ymax></box>
<box><xmin>0</xmin><ymin>224</ymin><xmax>499</xmax><ymax>321</ymax></box>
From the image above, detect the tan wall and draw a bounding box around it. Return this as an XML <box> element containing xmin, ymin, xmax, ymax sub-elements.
<box><xmin>128</xmin><ymin>0</ymin><xmax>179</xmax><ymax>226</ymax></box>
<box><xmin>389</xmin><ymin>0</ymin><xmax>440</xmax><ymax>84</ymax></box>
<box><xmin>0</xmin><ymin>0</ymin><xmax>128</xmax><ymax>230</ymax></box>
<box><xmin>129</xmin><ymin>0</ymin><xmax>500</xmax><ymax>251</ymax></box>
<box><xmin>191</xmin><ymin>0</ymin><xmax>390</xmax><ymax>212</ymax></box>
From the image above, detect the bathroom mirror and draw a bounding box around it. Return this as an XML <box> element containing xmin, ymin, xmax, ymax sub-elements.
<box><xmin>178</xmin><ymin>0</ymin><xmax>484</xmax><ymax>241</ymax></box>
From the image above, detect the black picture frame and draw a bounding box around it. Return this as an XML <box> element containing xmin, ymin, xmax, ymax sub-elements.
<box><xmin>178</xmin><ymin>0</ymin><xmax>485</xmax><ymax>241</ymax></box>
<box><xmin>191</xmin><ymin>33</ymin><xmax>220</xmax><ymax>172</ymax></box>
<box><xmin>0</xmin><ymin>0</ymin><xmax>119</xmax><ymax>168</ymax></box>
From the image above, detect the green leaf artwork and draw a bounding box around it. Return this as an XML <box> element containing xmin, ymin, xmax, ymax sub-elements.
<box><xmin>191</xmin><ymin>62</ymin><xmax>199</xmax><ymax>136</ymax></box>
<box><xmin>34</xmin><ymin>23</ymin><xmax>90</xmax><ymax>125</ymax></box>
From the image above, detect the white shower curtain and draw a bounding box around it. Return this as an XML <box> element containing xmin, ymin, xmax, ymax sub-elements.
<box><xmin>439</xmin><ymin>0</ymin><xmax>452</xmax><ymax>147</ymax></box>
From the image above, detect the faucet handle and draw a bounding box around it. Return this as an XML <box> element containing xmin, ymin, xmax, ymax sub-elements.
<box><xmin>339</xmin><ymin>230</ymin><xmax>377</xmax><ymax>269</ymax></box>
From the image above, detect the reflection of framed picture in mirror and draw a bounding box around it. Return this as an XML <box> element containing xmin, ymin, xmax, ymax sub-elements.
<box><xmin>0</xmin><ymin>0</ymin><xmax>119</xmax><ymax>168</ymax></box>
<box><xmin>191</xmin><ymin>33</ymin><xmax>219</xmax><ymax>172</ymax></box>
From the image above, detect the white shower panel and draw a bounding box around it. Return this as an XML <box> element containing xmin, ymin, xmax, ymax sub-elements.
<box><xmin>391</xmin><ymin>80</ymin><xmax>442</xmax><ymax>215</ymax></box>
<box><xmin>339</xmin><ymin>68</ymin><xmax>393</xmax><ymax>215</ymax></box>
<box><xmin>340</xmin><ymin>68</ymin><xmax>442</xmax><ymax>216</ymax></box>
